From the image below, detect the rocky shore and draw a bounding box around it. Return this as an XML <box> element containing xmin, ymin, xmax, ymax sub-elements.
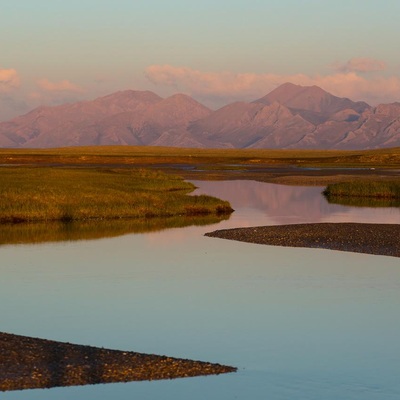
<box><xmin>0</xmin><ymin>332</ymin><xmax>236</xmax><ymax>392</ymax></box>
<box><xmin>205</xmin><ymin>223</ymin><xmax>400</xmax><ymax>258</ymax></box>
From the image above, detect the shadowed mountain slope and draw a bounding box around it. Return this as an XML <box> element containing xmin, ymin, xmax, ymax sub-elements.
<box><xmin>253</xmin><ymin>82</ymin><xmax>370</xmax><ymax>124</ymax></box>
<box><xmin>1</xmin><ymin>84</ymin><xmax>400</xmax><ymax>149</ymax></box>
<box><xmin>0</xmin><ymin>91</ymin><xmax>211</xmax><ymax>148</ymax></box>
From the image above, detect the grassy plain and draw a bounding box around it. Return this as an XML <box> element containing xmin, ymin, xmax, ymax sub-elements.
<box><xmin>0</xmin><ymin>167</ymin><xmax>233</xmax><ymax>223</ymax></box>
<box><xmin>1</xmin><ymin>145</ymin><xmax>400</xmax><ymax>168</ymax></box>
<box><xmin>1</xmin><ymin>145</ymin><xmax>399</xmax><ymax>186</ymax></box>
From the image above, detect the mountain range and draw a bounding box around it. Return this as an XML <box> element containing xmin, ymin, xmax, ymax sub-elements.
<box><xmin>1</xmin><ymin>82</ymin><xmax>400</xmax><ymax>149</ymax></box>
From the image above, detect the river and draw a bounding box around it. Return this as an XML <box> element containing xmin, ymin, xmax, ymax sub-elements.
<box><xmin>1</xmin><ymin>180</ymin><xmax>399</xmax><ymax>400</ymax></box>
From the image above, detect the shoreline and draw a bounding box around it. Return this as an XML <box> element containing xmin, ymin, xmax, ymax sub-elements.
<box><xmin>205</xmin><ymin>223</ymin><xmax>400</xmax><ymax>258</ymax></box>
<box><xmin>0</xmin><ymin>332</ymin><xmax>236</xmax><ymax>392</ymax></box>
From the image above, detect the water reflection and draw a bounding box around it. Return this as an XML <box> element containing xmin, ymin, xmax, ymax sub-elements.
<box><xmin>0</xmin><ymin>214</ymin><xmax>229</xmax><ymax>246</ymax></box>
<box><xmin>324</xmin><ymin>195</ymin><xmax>400</xmax><ymax>208</ymax></box>
<box><xmin>192</xmin><ymin>180</ymin><xmax>400</xmax><ymax>226</ymax></box>
<box><xmin>2</xmin><ymin>180</ymin><xmax>399</xmax><ymax>246</ymax></box>
<box><xmin>1</xmin><ymin>180</ymin><xmax>399</xmax><ymax>400</ymax></box>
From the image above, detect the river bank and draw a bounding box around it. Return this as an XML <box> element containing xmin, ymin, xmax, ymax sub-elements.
<box><xmin>0</xmin><ymin>332</ymin><xmax>236</xmax><ymax>392</ymax></box>
<box><xmin>205</xmin><ymin>223</ymin><xmax>400</xmax><ymax>258</ymax></box>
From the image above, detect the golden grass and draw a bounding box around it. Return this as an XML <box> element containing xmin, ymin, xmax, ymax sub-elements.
<box><xmin>0</xmin><ymin>145</ymin><xmax>399</xmax><ymax>168</ymax></box>
<box><xmin>0</xmin><ymin>167</ymin><xmax>233</xmax><ymax>223</ymax></box>
<box><xmin>323</xmin><ymin>181</ymin><xmax>400</xmax><ymax>199</ymax></box>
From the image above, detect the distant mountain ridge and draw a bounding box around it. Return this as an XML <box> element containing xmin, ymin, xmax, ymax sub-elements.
<box><xmin>1</xmin><ymin>83</ymin><xmax>400</xmax><ymax>149</ymax></box>
<box><xmin>253</xmin><ymin>82</ymin><xmax>369</xmax><ymax>124</ymax></box>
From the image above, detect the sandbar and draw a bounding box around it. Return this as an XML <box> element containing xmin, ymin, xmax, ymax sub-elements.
<box><xmin>205</xmin><ymin>223</ymin><xmax>400</xmax><ymax>258</ymax></box>
<box><xmin>0</xmin><ymin>332</ymin><xmax>236</xmax><ymax>392</ymax></box>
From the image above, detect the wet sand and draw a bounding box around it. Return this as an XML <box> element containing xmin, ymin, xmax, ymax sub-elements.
<box><xmin>0</xmin><ymin>332</ymin><xmax>236</xmax><ymax>392</ymax></box>
<box><xmin>205</xmin><ymin>223</ymin><xmax>400</xmax><ymax>258</ymax></box>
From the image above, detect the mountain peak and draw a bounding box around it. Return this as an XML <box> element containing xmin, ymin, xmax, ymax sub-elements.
<box><xmin>163</xmin><ymin>93</ymin><xmax>209</xmax><ymax>108</ymax></box>
<box><xmin>254</xmin><ymin>83</ymin><xmax>331</xmax><ymax>106</ymax></box>
<box><xmin>96</xmin><ymin>90</ymin><xmax>162</xmax><ymax>105</ymax></box>
<box><xmin>253</xmin><ymin>82</ymin><xmax>370</xmax><ymax>124</ymax></box>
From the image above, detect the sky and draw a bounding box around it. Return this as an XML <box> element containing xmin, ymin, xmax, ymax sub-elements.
<box><xmin>1</xmin><ymin>0</ymin><xmax>400</xmax><ymax>120</ymax></box>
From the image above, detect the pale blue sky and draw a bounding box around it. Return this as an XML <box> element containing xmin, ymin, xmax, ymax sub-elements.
<box><xmin>1</xmin><ymin>0</ymin><xmax>400</xmax><ymax>119</ymax></box>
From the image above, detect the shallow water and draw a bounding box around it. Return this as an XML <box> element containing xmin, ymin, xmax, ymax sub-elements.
<box><xmin>1</xmin><ymin>181</ymin><xmax>399</xmax><ymax>399</ymax></box>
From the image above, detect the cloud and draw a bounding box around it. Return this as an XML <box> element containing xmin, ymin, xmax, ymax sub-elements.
<box><xmin>334</xmin><ymin>57</ymin><xmax>386</xmax><ymax>73</ymax></box>
<box><xmin>145</xmin><ymin>64</ymin><xmax>400</xmax><ymax>106</ymax></box>
<box><xmin>0</xmin><ymin>68</ymin><xmax>20</xmax><ymax>92</ymax></box>
<box><xmin>27</xmin><ymin>89</ymin><xmax>83</xmax><ymax>109</ymax></box>
<box><xmin>31</xmin><ymin>79</ymin><xmax>85</xmax><ymax>113</ymax></box>
<box><xmin>311</xmin><ymin>73</ymin><xmax>400</xmax><ymax>105</ymax></box>
<box><xmin>145</xmin><ymin>65</ymin><xmax>284</xmax><ymax>98</ymax></box>
<box><xmin>37</xmin><ymin>78</ymin><xmax>84</xmax><ymax>93</ymax></box>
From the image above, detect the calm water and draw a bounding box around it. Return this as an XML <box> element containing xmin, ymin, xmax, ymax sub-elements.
<box><xmin>1</xmin><ymin>181</ymin><xmax>400</xmax><ymax>400</ymax></box>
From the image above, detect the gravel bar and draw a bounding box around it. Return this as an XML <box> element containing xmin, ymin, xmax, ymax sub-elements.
<box><xmin>205</xmin><ymin>223</ymin><xmax>400</xmax><ymax>258</ymax></box>
<box><xmin>0</xmin><ymin>332</ymin><xmax>236</xmax><ymax>392</ymax></box>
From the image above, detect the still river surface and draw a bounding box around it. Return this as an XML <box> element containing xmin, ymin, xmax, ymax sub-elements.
<box><xmin>1</xmin><ymin>180</ymin><xmax>400</xmax><ymax>400</ymax></box>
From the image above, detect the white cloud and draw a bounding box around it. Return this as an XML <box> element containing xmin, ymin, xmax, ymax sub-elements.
<box><xmin>0</xmin><ymin>68</ymin><xmax>20</xmax><ymax>92</ymax></box>
<box><xmin>37</xmin><ymin>78</ymin><xmax>84</xmax><ymax>93</ymax></box>
<box><xmin>145</xmin><ymin>64</ymin><xmax>400</xmax><ymax>106</ymax></box>
<box><xmin>0</xmin><ymin>73</ymin><xmax>86</xmax><ymax>121</ymax></box>
<box><xmin>145</xmin><ymin>65</ymin><xmax>284</xmax><ymax>98</ymax></box>
<box><xmin>334</xmin><ymin>57</ymin><xmax>386</xmax><ymax>73</ymax></box>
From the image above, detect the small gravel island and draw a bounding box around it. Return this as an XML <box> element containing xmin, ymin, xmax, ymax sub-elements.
<box><xmin>205</xmin><ymin>223</ymin><xmax>400</xmax><ymax>258</ymax></box>
<box><xmin>0</xmin><ymin>332</ymin><xmax>236</xmax><ymax>392</ymax></box>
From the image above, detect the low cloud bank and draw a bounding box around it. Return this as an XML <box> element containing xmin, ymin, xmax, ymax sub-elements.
<box><xmin>36</xmin><ymin>78</ymin><xmax>84</xmax><ymax>93</ymax></box>
<box><xmin>145</xmin><ymin>63</ymin><xmax>400</xmax><ymax>106</ymax></box>
<box><xmin>0</xmin><ymin>69</ymin><xmax>20</xmax><ymax>92</ymax></box>
<box><xmin>334</xmin><ymin>57</ymin><xmax>386</xmax><ymax>73</ymax></box>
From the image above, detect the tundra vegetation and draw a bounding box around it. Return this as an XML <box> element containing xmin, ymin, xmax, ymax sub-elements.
<box><xmin>0</xmin><ymin>167</ymin><xmax>233</xmax><ymax>223</ymax></box>
<box><xmin>0</xmin><ymin>146</ymin><xmax>399</xmax><ymax>186</ymax></box>
<box><xmin>323</xmin><ymin>181</ymin><xmax>400</xmax><ymax>199</ymax></box>
<box><xmin>323</xmin><ymin>180</ymin><xmax>400</xmax><ymax>207</ymax></box>
<box><xmin>0</xmin><ymin>146</ymin><xmax>399</xmax><ymax>225</ymax></box>
<box><xmin>0</xmin><ymin>145</ymin><xmax>400</xmax><ymax>168</ymax></box>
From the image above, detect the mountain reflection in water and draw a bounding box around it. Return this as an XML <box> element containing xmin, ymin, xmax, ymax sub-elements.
<box><xmin>2</xmin><ymin>180</ymin><xmax>399</xmax><ymax>246</ymax></box>
<box><xmin>191</xmin><ymin>180</ymin><xmax>400</xmax><ymax>226</ymax></box>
